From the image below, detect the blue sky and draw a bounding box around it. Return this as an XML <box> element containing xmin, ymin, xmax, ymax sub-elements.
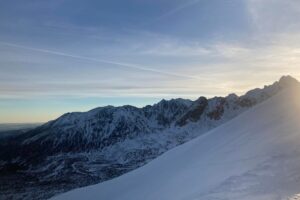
<box><xmin>1</xmin><ymin>0</ymin><xmax>300</xmax><ymax>123</ymax></box>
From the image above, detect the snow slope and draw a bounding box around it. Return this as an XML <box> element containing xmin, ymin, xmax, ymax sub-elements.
<box><xmin>52</xmin><ymin>86</ymin><xmax>300</xmax><ymax>200</ymax></box>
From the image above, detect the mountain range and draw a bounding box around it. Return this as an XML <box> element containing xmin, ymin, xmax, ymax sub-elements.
<box><xmin>0</xmin><ymin>75</ymin><xmax>298</xmax><ymax>200</ymax></box>
<box><xmin>51</xmin><ymin>76</ymin><xmax>300</xmax><ymax>200</ymax></box>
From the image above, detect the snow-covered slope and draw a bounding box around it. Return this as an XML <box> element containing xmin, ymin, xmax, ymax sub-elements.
<box><xmin>52</xmin><ymin>84</ymin><xmax>300</xmax><ymax>200</ymax></box>
<box><xmin>0</xmin><ymin>76</ymin><xmax>299</xmax><ymax>200</ymax></box>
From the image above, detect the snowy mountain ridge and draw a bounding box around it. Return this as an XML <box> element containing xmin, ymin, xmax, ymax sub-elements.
<box><xmin>52</xmin><ymin>79</ymin><xmax>300</xmax><ymax>200</ymax></box>
<box><xmin>0</xmin><ymin>75</ymin><xmax>298</xmax><ymax>199</ymax></box>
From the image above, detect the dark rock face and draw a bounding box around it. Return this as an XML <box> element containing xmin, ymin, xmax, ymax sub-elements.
<box><xmin>0</xmin><ymin>76</ymin><xmax>297</xmax><ymax>200</ymax></box>
<box><xmin>207</xmin><ymin>98</ymin><xmax>226</xmax><ymax>120</ymax></box>
<box><xmin>176</xmin><ymin>97</ymin><xmax>208</xmax><ymax>126</ymax></box>
<box><xmin>143</xmin><ymin>98</ymin><xmax>192</xmax><ymax>127</ymax></box>
<box><xmin>238</xmin><ymin>98</ymin><xmax>257</xmax><ymax>107</ymax></box>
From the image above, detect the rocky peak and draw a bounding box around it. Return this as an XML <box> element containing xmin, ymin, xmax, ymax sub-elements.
<box><xmin>142</xmin><ymin>98</ymin><xmax>192</xmax><ymax>127</ymax></box>
<box><xmin>278</xmin><ymin>75</ymin><xmax>299</xmax><ymax>88</ymax></box>
<box><xmin>176</xmin><ymin>97</ymin><xmax>208</xmax><ymax>126</ymax></box>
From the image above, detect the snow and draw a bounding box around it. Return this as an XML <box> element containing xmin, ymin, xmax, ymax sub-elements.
<box><xmin>51</xmin><ymin>86</ymin><xmax>300</xmax><ymax>200</ymax></box>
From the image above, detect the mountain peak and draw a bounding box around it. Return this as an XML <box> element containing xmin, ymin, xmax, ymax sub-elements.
<box><xmin>278</xmin><ymin>75</ymin><xmax>299</xmax><ymax>87</ymax></box>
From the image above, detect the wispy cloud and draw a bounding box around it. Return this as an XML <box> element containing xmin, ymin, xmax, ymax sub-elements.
<box><xmin>137</xmin><ymin>42</ymin><xmax>211</xmax><ymax>57</ymax></box>
<box><xmin>154</xmin><ymin>0</ymin><xmax>201</xmax><ymax>21</ymax></box>
<box><xmin>0</xmin><ymin>41</ymin><xmax>201</xmax><ymax>80</ymax></box>
<box><xmin>2</xmin><ymin>0</ymin><xmax>300</xmax><ymax>122</ymax></box>
<box><xmin>247</xmin><ymin>0</ymin><xmax>300</xmax><ymax>34</ymax></box>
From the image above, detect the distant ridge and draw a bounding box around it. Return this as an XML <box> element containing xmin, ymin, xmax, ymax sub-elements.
<box><xmin>0</xmin><ymin>123</ymin><xmax>41</xmax><ymax>132</ymax></box>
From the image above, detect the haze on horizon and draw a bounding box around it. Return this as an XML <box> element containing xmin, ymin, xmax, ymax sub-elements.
<box><xmin>1</xmin><ymin>0</ymin><xmax>300</xmax><ymax>123</ymax></box>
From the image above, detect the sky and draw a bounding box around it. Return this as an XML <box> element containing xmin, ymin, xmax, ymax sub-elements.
<box><xmin>1</xmin><ymin>0</ymin><xmax>300</xmax><ymax>123</ymax></box>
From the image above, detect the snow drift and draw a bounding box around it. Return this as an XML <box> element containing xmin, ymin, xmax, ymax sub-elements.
<box><xmin>52</xmin><ymin>85</ymin><xmax>300</xmax><ymax>200</ymax></box>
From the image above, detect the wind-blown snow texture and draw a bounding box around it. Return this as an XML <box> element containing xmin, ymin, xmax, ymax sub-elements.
<box><xmin>52</xmin><ymin>80</ymin><xmax>300</xmax><ymax>200</ymax></box>
<box><xmin>0</xmin><ymin>76</ymin><xmax>298</xmax><ymax>199</ymax></box>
